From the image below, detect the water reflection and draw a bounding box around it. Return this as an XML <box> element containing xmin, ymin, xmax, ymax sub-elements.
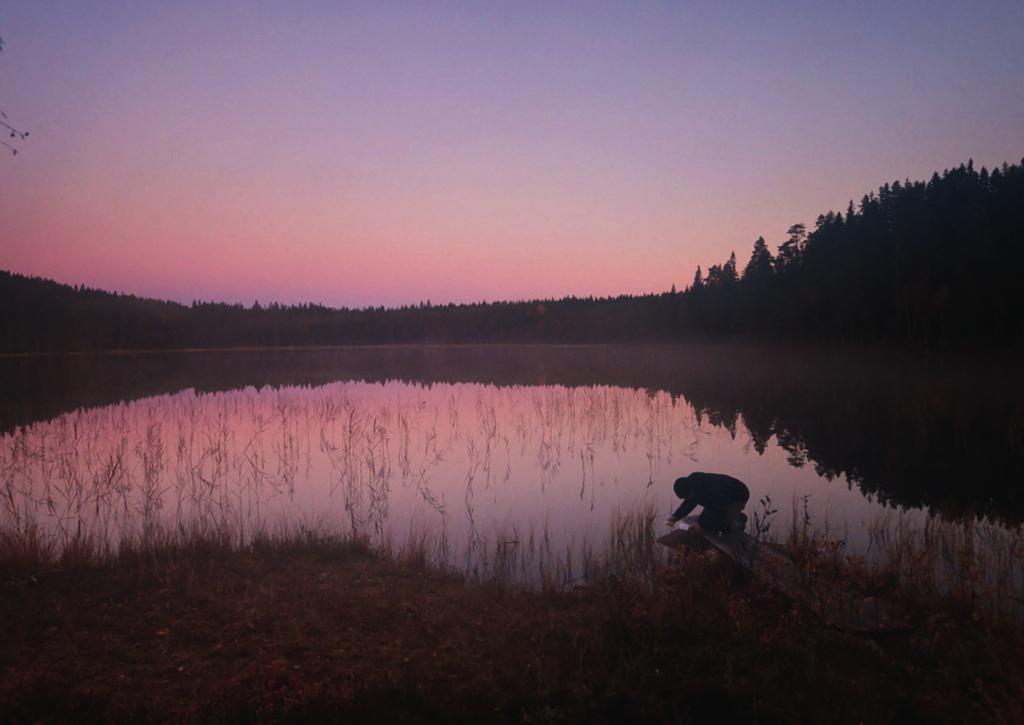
<box><xmin>1</xmin><ymin>344</ymin><xmax>1022</xmax><ymax>527</ymax></box>
<box><xmin>3</xmin><ymin>377</ymin><xmax>909</xmax><ymax>574</ymax></box>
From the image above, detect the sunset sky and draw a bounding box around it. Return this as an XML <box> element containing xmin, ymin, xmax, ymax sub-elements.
<box><xmin>1</xmin><ymin>1</ymin><xmax>1022</xmax><ymax>308</ymax></box>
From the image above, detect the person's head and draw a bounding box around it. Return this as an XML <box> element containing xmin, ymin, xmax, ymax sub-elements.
<box><xmin>673</xmin><ymin>475</ymin><xmax>693</xmax><ymax>499</ymax></box>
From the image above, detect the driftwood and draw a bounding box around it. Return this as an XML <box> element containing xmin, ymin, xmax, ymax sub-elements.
<box><xmin>658</xmin><ymin>519</ymin><xmax>907</xmax><ymax>634</ymax></box>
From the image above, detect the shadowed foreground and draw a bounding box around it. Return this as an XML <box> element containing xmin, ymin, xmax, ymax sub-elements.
<box><xmin>2</xmin><ymin>538</ymin><xmax>1021</xmax><ymax>723</ymax></box>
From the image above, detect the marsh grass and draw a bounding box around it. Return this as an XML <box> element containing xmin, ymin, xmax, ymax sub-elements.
<box><xmin>0</xmin><ymin>384</ymin><xmax>677</xmax><ymax>585</ymax></box>
<box><xmin>2</xmin><ymin>383</ymin><xmax>1022</xmax><ymax>621</ymax></box>
<box><xmin>773</xmin><ymin>494</ymin><xmax>1024</xmax><ymax>624</ymax></box>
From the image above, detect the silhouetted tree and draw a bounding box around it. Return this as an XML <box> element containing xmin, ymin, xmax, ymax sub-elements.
<box><xmin>742</xmin><ymin>237</ymin><xmax>773</xmax><ymax>282</ymax></box>
<box><xmin>724</xmin><ymin>251</ymin><xmax>738</xmax><ymax>283</ymax></box>
<box><xmin>774</xmin><ymin>223</ymin><xmax>806</xmax><ymax>274</ymax></box>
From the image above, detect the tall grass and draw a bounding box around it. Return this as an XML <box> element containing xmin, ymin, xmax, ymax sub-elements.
<box><xmin>0</xmin><ymin>384</ymin><xmax>681</xmax><ymax>579</ymax></box>
<box><xmin>1</xmin><ymin>382</ymin><xmax>1022</xmax><ymax>620</ymax></box>
<box><xmin>779</xmin><ymin>494</ymin><xmax>1024</xmax><ymax>621</ymax></box>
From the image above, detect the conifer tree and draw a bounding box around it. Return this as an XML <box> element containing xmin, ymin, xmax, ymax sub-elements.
<box><xmin>743</xmin><ymin>237</ymin><xmax>774</xmax><ymax>282</ymax></box>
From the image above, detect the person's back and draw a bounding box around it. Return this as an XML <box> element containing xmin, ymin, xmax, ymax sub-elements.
<box><xmin>686</xmin><ymin>472</ymin><xmax>748</xmax><ymax>507</ymax></box>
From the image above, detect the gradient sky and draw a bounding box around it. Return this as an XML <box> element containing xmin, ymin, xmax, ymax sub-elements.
<box><xmin>1</xmin><ymin>1</ymin><xmax>1022</xmax><ymax>308</ymax></box>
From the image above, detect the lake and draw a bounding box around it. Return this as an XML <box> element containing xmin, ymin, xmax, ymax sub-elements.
<box><xmin>2</xmin><ymin>344</ymin><xmax>1021</xmax><ymax>580</ymax></box>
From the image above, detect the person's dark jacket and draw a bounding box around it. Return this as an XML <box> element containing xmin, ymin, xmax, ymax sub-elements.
<box><xmin>671</xmin><ymin>472</ymin><xmax>750</xmax><ymax>521</ymax></box>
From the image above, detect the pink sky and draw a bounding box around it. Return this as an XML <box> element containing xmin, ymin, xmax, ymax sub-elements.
<box><xmin>1</xmin><ymin>2</ymin><xmax>1022</xmax><ymax>308</ymax></box>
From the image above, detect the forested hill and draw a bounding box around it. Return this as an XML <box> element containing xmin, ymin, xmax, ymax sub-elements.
<box><xmin>681</xmin><ymin>158</ymin><xmax>1024</xmax><ymax>349</ymax></box>
<box><xmin>2</xmin><ymin>157</ymin><xmax>1022</xmax><ymax>354</ymax></box>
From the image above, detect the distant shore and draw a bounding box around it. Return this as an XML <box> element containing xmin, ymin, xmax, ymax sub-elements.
<box><xmin>4</xmin><ymin>338</ymin><xmax>1018</xmax><ymax>367</ymax></box>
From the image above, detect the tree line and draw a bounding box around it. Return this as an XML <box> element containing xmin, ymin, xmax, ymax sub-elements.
<box><xmin>0</xmin><ymin>274</ymin><xmax>680</xmax><ymax>353</ymax></box>
<box><xmin>1</xmin><ymin>157</ymin><xmax>1021</xmax><ymax>353</ymax></box>
<box><xmin>680</xmin><ymin>158</ymin><xmax>1024</xmax><ymax>349</ymax></box>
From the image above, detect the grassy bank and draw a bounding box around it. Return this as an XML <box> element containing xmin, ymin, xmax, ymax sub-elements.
<box><xmin>2</xmin><ymin>527</ymin><xmax>1022</xmax><ymax>723</ymax></box>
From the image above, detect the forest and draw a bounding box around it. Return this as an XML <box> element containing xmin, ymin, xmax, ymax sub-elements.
<box><xmin>2</xmin><ymin>157</ymin><xmax>1022</xmax><ymax>353</ymax></box>
<box><xmin>681</xmin><ymin>158</ymin><xmax>1024</xmax><ymax>349</ymax></box>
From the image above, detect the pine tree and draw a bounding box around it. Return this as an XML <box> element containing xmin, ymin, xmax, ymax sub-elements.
<box><xmin>743</xmin><ymin>236</ymin><xmax>774</xmax><ymax>282</ymax></box>
<box><xmin>775</xmin><ymin>223</ymin><xmax>807</xmax><ymax>273</ymax></box>
<box><xmin>724</xmin><ymin>252</ymin><xmax>738</xmax><ymax>283</ymax></box>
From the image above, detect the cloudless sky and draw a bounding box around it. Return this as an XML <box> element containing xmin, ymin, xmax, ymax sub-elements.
<box><xmin>1</xmin><ymin>1</ymin><xmax>1022</xmax><ymax>308</ymax></box>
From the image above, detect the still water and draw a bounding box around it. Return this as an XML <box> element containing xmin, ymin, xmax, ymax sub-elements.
<box><xmin>1</xmin><ymin>345</ymin><xmax>1021</xmax><ymax>575</ymax></box>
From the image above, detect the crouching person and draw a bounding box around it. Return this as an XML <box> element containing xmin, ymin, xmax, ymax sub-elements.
<box><xmin>667</xmin><ymin>472</ymin><xmax>750</xmax><ymax>534</ymax></box>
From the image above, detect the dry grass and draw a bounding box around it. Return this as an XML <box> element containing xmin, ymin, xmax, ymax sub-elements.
<box><xmin>774</xmin><ymin>495</ymin><xmax>1024</xmax><ymax>625</ymax></box>
<box><xmin>3</xmin><ymin>527</ymin><xmax>1021</xmax><ymax>723</ymax></box>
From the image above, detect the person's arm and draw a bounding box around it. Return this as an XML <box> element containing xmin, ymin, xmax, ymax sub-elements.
<box><xmin>669</xmin><ymin>498</ymin><xmax>698</xmax><ymax>522</ymax></box>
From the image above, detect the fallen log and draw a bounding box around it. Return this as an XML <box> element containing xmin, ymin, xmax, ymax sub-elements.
<box><xmin>658</xmin><ymin>519</ymin><xmax>907</xmax><ymax>634</ymax></box>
